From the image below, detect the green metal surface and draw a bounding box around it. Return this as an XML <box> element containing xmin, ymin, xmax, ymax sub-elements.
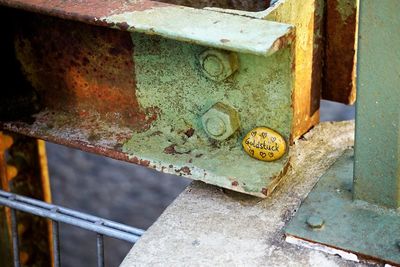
<box><xmin>286</xmin><ymin>0</ymin><xmax>400</xmax><ymax>263</ymax></box>
<box><xmin>121</xmin><ymin>33</ymin><xmax>294</xmax><ymax>197</ymax></box>
<box><xmin>102</xmin><ymin>5</ymin><xmax>293</xmax><ymax>56</ymax></box>
<box><xmin>353</xmin><ymin>0</ymin><xmax>400</xmax><ymax>208</ymax></box>
<box><xmin>286</xmin><ymin>150</ymin><xmax>400</xmax><ymax>265</ymax></box>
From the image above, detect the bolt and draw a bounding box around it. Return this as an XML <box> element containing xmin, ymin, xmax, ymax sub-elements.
<box><xmin>198</xmin><ymin>49</ymin><xmax>238</xmax><ymax>82</ymax></box>
<box><xmin>201</xmin><ymin>102</ymin><xmax>240</xmax><ymax>141</ymax></box>
<box><xmin>306</xmin><ymin>216</ymin><xmax>324</xmax><ymax>229</ymax></box>
<box><xmin>396</xmin><ymin>240</ymin><xmax>400</xmax><ymax>250</ymax></box>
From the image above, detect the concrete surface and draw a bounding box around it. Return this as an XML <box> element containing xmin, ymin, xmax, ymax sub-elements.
<box><xmin>121</xmin><ymin>121</ymin><xmax>378</xmax><ymax>267</ymax></box>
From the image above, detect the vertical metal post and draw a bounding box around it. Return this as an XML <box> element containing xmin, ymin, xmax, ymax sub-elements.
<box><xmin>10</xmin><ymin>207</ymin><xmax>20</xmax><ymax>267</ymax></box>
<box><xmin>353</xmin><ymin>0</ymin><xmax>400</xmax><ymax>208</ymax></box>
<box><xmin>96</xmin><ymin>234</ymin><xmax>105</xmax><ymax>267</ymax></box>
<box><xmin>52</xmin><ymin>220</ymin><xmax>61</xmax><ymax>267</ymax></box>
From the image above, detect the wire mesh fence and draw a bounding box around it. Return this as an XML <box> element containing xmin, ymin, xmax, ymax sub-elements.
<box><xmin>0</xmin><ymin>190</ymin><xmax>144</xmax><ymax>267</ymax></box>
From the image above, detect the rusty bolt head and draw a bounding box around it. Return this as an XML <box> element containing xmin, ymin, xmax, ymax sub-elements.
<box><xmin>199</xmin><ymin>49</ymin><xmax>238</xmax><ymax>82</ymax></box>
<box><xmin>307</xmin><ymin>216</ymin><xmax>325</xmax><ymax>229</ymax></box>
<box><xmin>201</xmin><ymin>102</ymin><xmax>240</xmax><ymax>141</ymax></box>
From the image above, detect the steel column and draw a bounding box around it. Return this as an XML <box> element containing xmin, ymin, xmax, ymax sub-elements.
<box><xmin>353</xmin><ymin>0</ymin><xmax>400</xmax><ymax>208</ymax></box>
<box><xmin>285</xmin><ymin>0</ymin><xmax>400</xmax><ymax>264</ymax></box>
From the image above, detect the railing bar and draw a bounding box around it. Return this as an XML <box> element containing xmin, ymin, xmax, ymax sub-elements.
<box><xmin>59</xmin><ymin>209</ymin><xmax>145</xmax><ymax>236</ymax></box>
<box><xmin>10</xmin><ymin>208</ymin><xmax>20</xmax><ymax>267</ymax></box>
<box><xmin>0</xmin><ymin>193</ymin><xmax>142</xmax><ymax>243</ymax></box>
<box><xmin>96</xmin><ymin>234</ymin><xmax>105</xmax><ymax>267</ymax></box>
<box><xmin>52</xmin><ymin>220</ymin><xmax>61</xmax><ymax>267</ymax></box>
<box><xmin>0</xmin><ymin>190</ymin><xmax>144</xmax><ymax>236</ymax></box>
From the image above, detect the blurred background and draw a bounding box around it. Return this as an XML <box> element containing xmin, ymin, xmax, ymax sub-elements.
<box><xmin>47</xmin><ymin>100</ymin><xmax>354</xmax><ymax>267</ymax></box>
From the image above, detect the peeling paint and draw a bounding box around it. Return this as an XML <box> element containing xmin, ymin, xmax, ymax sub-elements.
<box><xmin>121</xmin><ymin>32</ymin><xmax>294</xmax><ymax>196</ymax></box>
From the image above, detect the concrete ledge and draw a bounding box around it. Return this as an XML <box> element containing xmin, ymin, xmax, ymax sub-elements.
<box><xmin>121</xmin><ymin>121</ymin><xmax>376</xmax><ymax>266</ymax></box>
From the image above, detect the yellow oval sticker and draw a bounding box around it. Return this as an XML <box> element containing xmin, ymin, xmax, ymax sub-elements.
<box><xmin>242</xmin><ymin>127</ymin><xmax>287</xmax><ymax>162</ymax></box>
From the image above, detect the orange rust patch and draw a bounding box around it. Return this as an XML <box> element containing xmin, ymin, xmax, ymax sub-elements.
<box><xmin>14</xmin><ymin>13</ymin><xmax>157</xmax><ymax>130</ymax></box>
<box><xmin>323</xmin><ymin>0</ymin><xmax>357</xmax><ymax>104</ymax></box>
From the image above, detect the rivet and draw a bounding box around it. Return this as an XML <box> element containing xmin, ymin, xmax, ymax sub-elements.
<box><xmin>306</xmin><ymin>216</ymin><xmax>324</xmax><ymax>229</ymax></box>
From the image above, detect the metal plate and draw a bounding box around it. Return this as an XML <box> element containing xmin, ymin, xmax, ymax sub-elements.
<box><xmin>285</xmin><ymin>150</ymin><xmax>400</xmax><ymax>265</ymax></box>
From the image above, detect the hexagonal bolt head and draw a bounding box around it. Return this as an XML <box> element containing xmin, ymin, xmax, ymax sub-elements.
<box><xmin>198</xmin><ymin>49</ymin><xmax>238</xmax><ymax>82</ymax></box>
<box><xmin>306</xmin><ymin>216</ymin><xmax>325</xmax><ymax>229</ymax></box>
<box><xmin>201</xmin><ymin>102</ymin><xmax>240</xmax><ymax>141</ymax></box>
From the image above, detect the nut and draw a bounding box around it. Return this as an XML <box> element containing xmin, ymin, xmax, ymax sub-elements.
<box><xmin>198</xmin><ymin>49</ymin><xmax>238</xmax><ymax>81</ymax></box>
<box><xmin>306</xmin><ymin>216</ymin><xmax>325</xmax><ymax>229</ymax></box>
<box><xmin>201</xmin><ymin>102</ymin><xmax>240</xmax><ymax>141</ymax></box>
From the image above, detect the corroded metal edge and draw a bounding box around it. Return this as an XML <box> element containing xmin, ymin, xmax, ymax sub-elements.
<box><xmin>285</xmin><ymin>150</ymin><xmax>400</xmax><ymax>265</ymax></box>
<box><xmin>0</xmin><ymin>0</ymin><xmax>294</xmax><ymax>56</ymax></box>
<box><xmin>1</xmin><ymin>119</ymin><xmax>290</xmax><ymax>198</ymax></box>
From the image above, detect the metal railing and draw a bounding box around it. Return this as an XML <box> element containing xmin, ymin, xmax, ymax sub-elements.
<box><xmin>0</xmin><ymin>190</ymin><xmax>145</xmax><ymax>267</ymax></box>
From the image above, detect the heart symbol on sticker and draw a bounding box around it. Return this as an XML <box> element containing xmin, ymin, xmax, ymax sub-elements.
<box><xmin>251</xmin><ymin>131</ymin><xmax>257</xmax><ymax>137</ymax></box>
<box><xmin>261</xmin><ymin>132</ymin><xmax>268</xmax><ymax>139</ymax></box>
<box><xmin>268</xmin><ymin>152</ymin><xmax>274</xmax><ymax>158</ymax></box>
<box><xmin>249</xmin><ymin>149</ymin><xmax>255</xmax><ymax>156</ymax></box>
<box><xmin>271</xmin><ymin>137</ymin><xmax>276</xmax><ymax>142</ymax></box>
<box><xmin>260</xmin><ymin>152</ymin><xmax>267</xmax><ymax>158</ymax></box>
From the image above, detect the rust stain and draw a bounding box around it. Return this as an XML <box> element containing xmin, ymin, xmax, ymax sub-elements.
<box><xmin>0</xmin><ymin>0</ymin><xmax>169</xmax><ymax>26</ymax></box>
<box><xmin>184</xmin><ymin>128</ymin><xmax>195</xmax><ymax>138</ymax></box>
<box><xmin>163</xmin><ymin>144</ymin><xmax>176</xmax><ymax>155</ymax></box>
<box><xmin>323</xmin><ymin>0</ymin><xmax>357</xmax><ymax>104</ymax></box>
<box><xmin>176</xmin><ymin>166</ymin><xmax>191</xmax><ymax>175</ymax></box>
<box><xmin>261</xmin><ymin>188</ymin><xmax>268</xmax><ymax>196</ymax></box>
<box><xmin>14</xmin><ymin>12</ymin><xmax>157</xmax><ymax>130</ymax></box>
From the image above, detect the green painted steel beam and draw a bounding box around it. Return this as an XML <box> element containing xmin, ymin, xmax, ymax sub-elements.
<box><xmin>353</xmin><ymin>0</ymin><xmax>400</xmax><ymax>208</ymax></box>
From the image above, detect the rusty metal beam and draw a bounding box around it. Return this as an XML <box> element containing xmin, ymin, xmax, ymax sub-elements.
<box><xmin>0</xmin><ymin>0</ymin><xmax>323</xmax><ymax>197</ymax></box>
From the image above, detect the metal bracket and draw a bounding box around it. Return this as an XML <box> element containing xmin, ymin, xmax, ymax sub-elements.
<box><xmin>0</xmin><ymin>0</ymin><xmax>324</xmax><ymax>197</ymax></box>
<box><xmin>285</xmin><ymin>150</ymin><xmax>400</xmax><ymax>265</ymax></box>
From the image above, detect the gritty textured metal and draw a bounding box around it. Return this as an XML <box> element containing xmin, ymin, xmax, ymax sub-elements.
<box><xmin>285</xmin><ymin>150</ymin><xmax>400</xmax><ymax>265</ymax></box>
<box><xmin>353</xmin><ymin>0</ymin><xmax>400</xmax><ymax>208</ymax></box>
<box><xmin>123</xmin><ymin>32</ymin><xmax>294</xmax><ymax>197</ymax></box>
<box><xmin>262</xmin><ymin>0</ymin><xmax>323</xmax><ymax>140</ymax></box>
<box><xmin>0</xmin><ymin>0</ymin><xmax>323</xmax><ymax>197</ymax></box>
<box><xmin>0</xmin><ymin>0</ymin><xmax>293</xmax><ymax>56</ymax></box>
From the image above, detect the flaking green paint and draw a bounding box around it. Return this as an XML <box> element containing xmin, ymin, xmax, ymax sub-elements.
<box><xmin>121</xmin><ymin>32</ymin><xmax>294</xmax><ymax>196</ymax></box>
